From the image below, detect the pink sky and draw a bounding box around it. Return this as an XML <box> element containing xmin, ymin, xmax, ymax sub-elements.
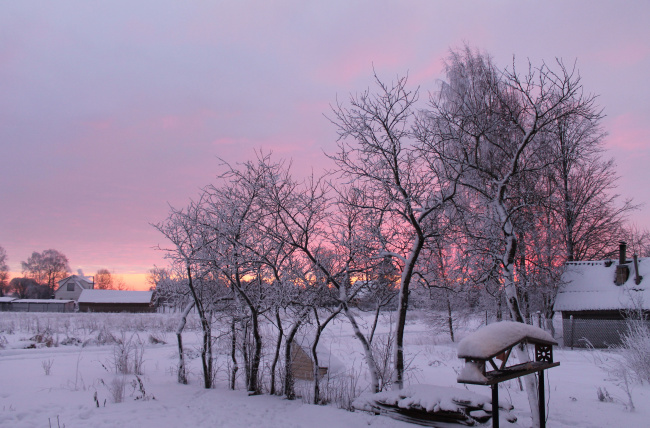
<box><xmin>1</xmin><ymin>1</ymin><xmax>649</xmax><ymax>290</ymax></box>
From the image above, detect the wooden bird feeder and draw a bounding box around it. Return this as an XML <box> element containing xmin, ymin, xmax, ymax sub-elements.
<box><xmin>456</xmin><ymin>321</ymin><xmax>559</xmax><ymax>428</ymax></box>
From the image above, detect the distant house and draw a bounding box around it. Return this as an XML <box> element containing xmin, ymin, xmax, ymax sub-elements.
<box><xmin>554</xmin><ymin>242</ymin><xmax>650</xmax><ymax>348</ymax></box>
<box><xmin>78</xmin><ymin>289</ymin><xmax>155</xmax><ymax>313</ymax></box>
<box><xmin>0</xmin><ymin>296</ymin><xmax>17</xmax><ymax>312</ymax></box>
<box><xmin>55</xmin><ymin>275</ymin><xmax>94</xmax><ymax>301</ymax></box>
<box><xmin>7</xmin><ymin>299</ymin><xmax>75</xmax><ymax>313</ymax></box>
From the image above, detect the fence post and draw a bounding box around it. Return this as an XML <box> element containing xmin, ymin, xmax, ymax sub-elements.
<box><xmin>570</xmin><ymin>315</ymin><xmax>575</xmax><ymax>350</ymax></box>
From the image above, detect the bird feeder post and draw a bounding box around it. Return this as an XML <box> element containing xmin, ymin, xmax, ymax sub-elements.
<box><xmin>492</xmin><ymin>384</ymin><xmax>499</xmax><ymax>428</ymax></box>
<box><xmin>456</xmin><ymin>321</ymin><xmax>560</xmax><ymax>428</ymax></box>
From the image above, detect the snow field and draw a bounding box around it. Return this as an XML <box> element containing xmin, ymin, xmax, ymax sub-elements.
<box><xmin>0</xmin><ymin>311</ymin><xmax>649</xmax><ymax>427</ymax></box>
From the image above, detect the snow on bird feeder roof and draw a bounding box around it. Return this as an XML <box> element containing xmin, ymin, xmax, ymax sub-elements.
<box><xmin>458</xmin><ymin>321</ymin><xmax>557</xmax><ymax>360</ymax></box>
<box><xmin>457</xmin><ymin>321</ymin><xmax>560</xmax><ymax>428</ymax></box>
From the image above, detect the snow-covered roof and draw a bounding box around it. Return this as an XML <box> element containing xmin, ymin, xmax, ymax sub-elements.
<box><xmin>56</xmin><ymin>274</ymin><xmax>94</xmax><ymax>293</ymax></box>
<box><xmin>553</xmin><ymin>258</ymin><xmax>650</xmax><ymax>312</ymax></box>
<box><xmin>293</xmin><ymin>335</ymin><xmax>346</xmax><ymax>374</ymax></box>
<box><xmin>457</xmin><ymin>321</ymin><xmax>556</xmax><ymax>359</ymax></box>
<box><xmin>78</xmin><ymin>290</ymin><xmax>153</xmax><ymax>304</ymax></box>
<box><xmin>59</xmin><ymin>274</ymin><xmax>93</xmax><ymax>285</ymax></box>
<box><xmin>12</xmin><ymin>299</ymin><xmax>74</xmax><ymax>304</ymax></box>
<box><xmin>0</xmin><ymin>296</ymin><xmax>17</xmax><ymax>302</ymax></box>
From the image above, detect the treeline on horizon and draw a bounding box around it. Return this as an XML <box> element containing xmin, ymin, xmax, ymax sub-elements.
<box><xmin>0</xmin><ymin>248</ymin><xmax>129</xmax><ymax>298</ymax></box>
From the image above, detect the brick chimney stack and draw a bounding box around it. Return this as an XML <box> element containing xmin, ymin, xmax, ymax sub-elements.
<box><xmin>615</xmin><ymin>241</ymin><xmax>630</xmax><ymax>285</ymax></box>
<box><xmin>619</xmin><ymin>241</ymin><xmax>627</xmax><ymax>265</ymax></box>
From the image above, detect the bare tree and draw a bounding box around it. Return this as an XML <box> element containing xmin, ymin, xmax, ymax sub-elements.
<box><xmin>21</xmin><ymin>249</ymin><xmax>70</xmax><ymax>294</ymax></box>
<box><xmin>547</xmin><ymin>113</ymin><xmax>635</xmax><ymax>262</ymax></box>
<box><xmin>421</xmin><ymin>45</ymin><xmax>602</xmax><ymax>427</ymax></box>
<box><xmin>154</xmin><ymin>200</ymin><xmax>225</xmax><ymax>389</ymax></box>
<box><xmin>621</xmin><ymin>224</ymin><xmax>650</xmax><ymax>258</ymax></box>
<box><xmin>95</xmin><ymin>268</ymin><xmax>115</xmax><ymax>289</ymax></box>
<box><xmin>0</xmin><ymin>246</ymin><xmax>9</xmax><ymax>296</ymax></box>
<box><xmin>9</xmin><ymin>277</ymin><xmax>49</xmax><ymax>298</ymax></box>
<box><xmin>329</xmin><ymin>73</ymin><xmax>456</xmax><ymax>389</ymax></box>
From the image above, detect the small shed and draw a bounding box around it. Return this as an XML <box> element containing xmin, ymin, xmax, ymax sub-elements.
<box><xmin>290</xmin><ymin>342</ymin><xmax>328</xmax><ymax>381</ymax></box>
<box><xmin>9</xmin><ymin>299</ymin><xmax>75</xmax><ymax>313</ymax></box>
<box><xmin>554</xmin><ymin>242</ymin><xmax>650</xmax><ymax>348</ymax></box>
<box><xmin>55</xmin><ymin>274</ymin><xmax>94</xmax><ymax>301</ymax></box>
<box><xmin>78</xmin><ymin>289</ymin><xmax>155</xmax><ymax>313</ymax></box>
<box><xmin>0</xmin><ymin>296</ymin><xmax>17</xmax><ymax>312</ymax></box>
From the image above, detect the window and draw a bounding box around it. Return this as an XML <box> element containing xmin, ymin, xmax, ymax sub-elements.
<box><xmin>67</xmin><ymin>282</ymin><xmax>75</xmax><ymax>292</ymax></box>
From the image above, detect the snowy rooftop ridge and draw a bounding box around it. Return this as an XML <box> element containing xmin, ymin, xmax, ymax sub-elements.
<box><xmin>78</xmin><ymin>289</ymin><xmax>153</xmax><ymax>304</ymax></box>
<box><xmin>457</xmin><ymin>321</ymin><xmax>556</xmax><ymax>360</ymax></box>
<box><xmin>554</xmin><ymin>257</ymin><xmax>650</xmax><ymax>312</ymax></box>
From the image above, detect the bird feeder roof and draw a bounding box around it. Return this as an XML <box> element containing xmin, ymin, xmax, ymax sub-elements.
<box><xmin>458</xmin><ymin>321</ymin><xmax>557</xmax><ymax>360</ymax></box>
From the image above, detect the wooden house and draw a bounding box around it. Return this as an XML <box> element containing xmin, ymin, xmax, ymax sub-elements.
<box><xmin>55</xmin><ymin>274</ymin><xmax>94</xmax><ymax>301</ymax></box>
<box><xmin>78</xmin><ymin>289</ymin><xmax>155</xmax><ymax>313</ymax></box>
<box><xmin>554</xmin><ymin>242</ymin><xmax>650</xmax><ymax>348</ymax></box>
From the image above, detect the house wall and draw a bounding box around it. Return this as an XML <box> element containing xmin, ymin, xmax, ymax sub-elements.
<box><xmin>55</xmin><ymin>279</ymin><xmax>85</xmax><ymax>301</ymax></box>
<box><xmin>561</xmin><ymin>312</ymin><xmax>650</xmax><ymax>348</ymax></box>
<box><xmin>79</xmin><ymin>302</ymin><xmax>154</xmax><ymax>313</ymax></box>
<box><xmin>6</xmin><ymin>301</ymin><xmax>74</xmax><ymax>313</ymax></box>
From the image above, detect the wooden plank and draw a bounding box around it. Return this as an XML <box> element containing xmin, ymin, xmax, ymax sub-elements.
<box><xmin>458</xmin><ymin>361</ymin><xmax>560</xmax><ymax>385</ymax></box>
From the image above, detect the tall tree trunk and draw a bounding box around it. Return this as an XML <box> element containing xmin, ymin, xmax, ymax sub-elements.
<box><xmin>185</xmin><ymin>265</ymin><xmax>212</xmax><ymax>389</ymax></box>
<box><xmin>248</xmin><ymin>310</ymin><xmax>262</xmax><ymax>395</ymax></box>
<box><xmin>446</xmin><ymin>295</ymin><xmax>454</xmax><ymax>342</ymax></box>
<box><xmin>241</xmin><ymin>320</ymin><xmax>250</xmax><ymax>389</ymax></box>
<box><xmin>230</xmin><ymin>318</ymin><xmax>238</xmax><ymax>390</ymax></box>
<box><xmin>270</xmin><ymin>308</ymin><xmax>283</xmax><ymax>395</ymax></box>
<box><xmin>176</xmin><ymin>300</ymin><xmax>195</xmax><ymax>384</ymax></box>
<box><xmin>311</xmin><ymin>307</ymin><xmax>340</xmax><ymax>404</ymax></box>
<box><xmin>498</xmin><ymin>207</ymin><xmax>540</xmax><ymax>428</ymax></box>
<box><xmin>284</xmin><ymin>316</ymin><xmax>305</xmax><ymax>400</ymax></box>
<box><xmin>393</xmin><ymin>236</ymin><xmax>423</xmax><ymax>390</ymax></box>
<box><xmin>343</xmin><ymin>303</ymin><xmax>380</xmax><ymax>393</ymax></box>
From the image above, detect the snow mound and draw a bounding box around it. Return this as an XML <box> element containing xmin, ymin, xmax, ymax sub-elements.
<box><xmin>354</xmin><ymin>384</ymin><xmax>512</xmax><ymax>413</ymax></box>
<box><xmin>353</xmin><ymin>384</ymin><xmax>515</xmax><ymax>426</ymax></box>
<box><xmin>458</xmin><ymin>321</ymin><xmax>556</xmax><ymax>359</ymax></box>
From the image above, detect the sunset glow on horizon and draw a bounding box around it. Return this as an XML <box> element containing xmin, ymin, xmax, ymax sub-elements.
<box><xmin>1</xmin><ymin>1</ymin><xmax>649</xmax><ymax>287</ymax></box>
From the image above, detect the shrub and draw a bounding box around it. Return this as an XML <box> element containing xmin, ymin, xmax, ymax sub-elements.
<box><xmin>620</xmin><ymin>320</ymin><xmax>650</xmax><ymax>384</ymax></box>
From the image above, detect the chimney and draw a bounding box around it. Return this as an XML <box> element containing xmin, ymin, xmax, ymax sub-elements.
<box><xmin>619</xmin><ymin>241</ymin><xmax>627</xmax><ymax>265</ymax></box>
<box><xmin>634</xmin><ymin>254</ymin><xmax>643</xmax><ymax>285</ymax></box>
<box><xmin>615</xmin><ymin>241</ymin><xmax>630</xmax><ymax>285</ymax></box>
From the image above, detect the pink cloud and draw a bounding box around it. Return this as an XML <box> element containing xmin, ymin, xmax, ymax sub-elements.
<box><xmin>606</xmin><ymin>113</ymin><xmax>650</xmax><ymax>151</ymax></box>
<box><xmin>591</xmin><ymin>42</ymin><xmax>650</xmax><ymax>68</ymax></box>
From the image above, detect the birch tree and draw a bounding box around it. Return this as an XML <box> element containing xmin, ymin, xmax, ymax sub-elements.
<box><xmin>421</xmin><ymin>46</ymin><xmax>602</xmax><ymax>427</ymax></box>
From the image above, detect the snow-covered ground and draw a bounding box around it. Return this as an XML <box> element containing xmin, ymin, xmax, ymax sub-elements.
<box><xmin>0</xmin><ymin>311</ymin><xmax>648</xmax><ymax>427</ymax></box>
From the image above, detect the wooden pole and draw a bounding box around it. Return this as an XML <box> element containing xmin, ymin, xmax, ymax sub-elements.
<box><xmin>537</xmin><ymin>370</ymin><xmax>546</xmax><ymax>428</ymax></box>
<box><xmin>492</xmin><ymin>384</ymin><xmax>499</xmax><ymax>428</ymax></box>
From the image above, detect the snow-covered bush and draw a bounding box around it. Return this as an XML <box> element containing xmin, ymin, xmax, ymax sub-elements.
<box><xmin>620</xmin><ymin>320</ymin><xmax>650</xmax><ymax>384</ymax></box>
<box><xmin>110</xmin><ymin>332</ymin><xmax>145</xmax><ymax>375</ymax></box>
<box><xmin>42</xmin><ymin>358</ymin><xmax>54</xmax><ymax>375</ymax></box>
<box><xmin>101</xmin><ymin>376</ymin><xmax>127</xmax><ymax>403</ymax></box>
